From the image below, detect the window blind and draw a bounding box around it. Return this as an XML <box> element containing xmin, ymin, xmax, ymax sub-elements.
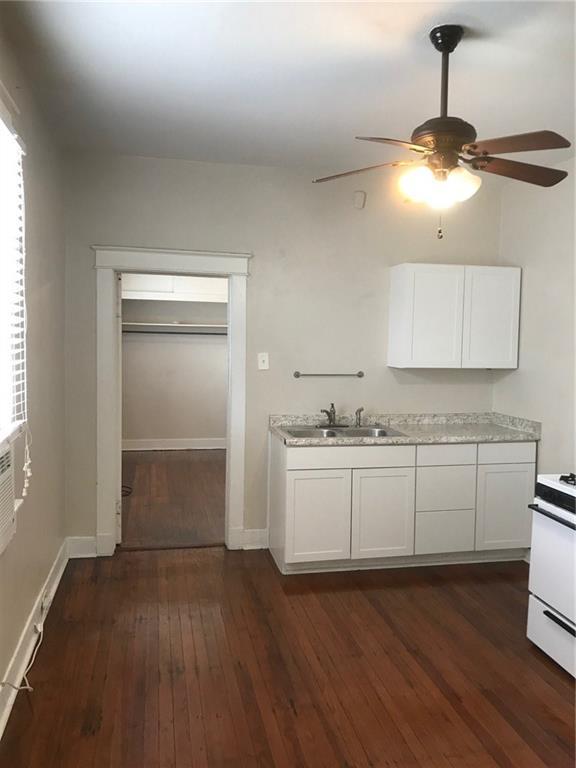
<box><xmin>0</xmin><ymin>116</ymin><xmax>26</xmax><ymax>444</ymax></box>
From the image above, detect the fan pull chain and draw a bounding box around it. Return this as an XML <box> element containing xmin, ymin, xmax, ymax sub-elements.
<box><xmin>437</xmin><ymin>214</ymin><xmax>444</xmax><ymax>240</ymax></box>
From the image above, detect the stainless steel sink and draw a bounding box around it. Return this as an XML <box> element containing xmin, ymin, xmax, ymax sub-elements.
<box><xmin>343</xmin><ymin>426</ymin><xmax>405</xmax><ymax>437</ymax></box>
<box><xmin>286</xmin><ymin>428</ymin><xmax>340</xmax><ymax>438</ymax></box>
<box><xmin>284</xmin><ymin>425</ymin><xmax>405</xmax><ymax>439</ymax></box>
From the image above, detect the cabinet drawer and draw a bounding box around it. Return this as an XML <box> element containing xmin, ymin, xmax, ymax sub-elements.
<box><xmin>416</xmin><ymin>465</ymin><xmax>476</xmax><ymax>512</ymax></box>
<box><xmin>478</xmin><ymin>442</ymin><xmax>536</xmax><ymax>464</ymax></box>
<box><xmin>417</xmin><ymin>443</ymin><xmax>477</xmax><ymax>466</ymax></box>
<box><xmin>415</xmin><ymin>509</ymin><xmax>475</xmax><ymax>555</ymax></box>
<box><xmin>286</xmin><ymin>445</ymin><xmax>416</xmax><ymax>470</ymax></box>
<box><xmin>527</xmin><ymin>595</ymin><xmax>575</xmax><ymax>676</ymax></box>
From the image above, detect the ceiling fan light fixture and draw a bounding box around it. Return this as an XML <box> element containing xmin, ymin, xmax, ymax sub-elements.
<box><xmin>444</xmin><ymin>166</ymin><xmax>482</xmax><ymax>202</ymax></box>
<box><xmin>399</xmin><ymin>164</ymin><xmax>481</xmax><ymax>209</ymax></box>
<box><xmin>398</xmin><ymin>165</ymin><xmax>435</xmax><ymax>203</ymax></box>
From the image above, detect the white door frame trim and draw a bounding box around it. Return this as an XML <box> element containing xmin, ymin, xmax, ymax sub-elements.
<box><xmin>94</xmin><ymin>245</ymin><xmax>251</xmax><ymax>555</ymax></box>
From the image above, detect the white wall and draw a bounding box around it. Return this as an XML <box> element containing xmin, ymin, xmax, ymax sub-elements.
<box><xmin>0</xmin><ymin>37</ymin><xmax>65</xmax><ymax>679</ymax></box>
<box><xmin>122</xmin><ymin>298</ymin><xmax>228</xmax><ymax>444</ymax></box>
<box><xmin>493</xmin><ymin>161</ymin><xmax>574</xmax><ymax>472</ymax></box>
<box><xmin>122</xmin><ymin>333</ymin><xmax>227</xmax><ymax>443</ymax></box>
<box><xmin>64</xmin><ymin>152</ymin><xmax>503</xmax><ymax>532</ymax></box>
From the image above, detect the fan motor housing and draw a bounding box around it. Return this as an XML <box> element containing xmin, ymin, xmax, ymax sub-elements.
<box><xmin>411</xmin><ymin>116</ymin><xmax>477</xmax><ymax>152</ymax></box>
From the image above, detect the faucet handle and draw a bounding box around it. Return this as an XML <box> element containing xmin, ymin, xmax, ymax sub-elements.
<box><xmin>355</xmin><ymin>406</ymin><xmax>365</xmax><ymax>427</ymax></box>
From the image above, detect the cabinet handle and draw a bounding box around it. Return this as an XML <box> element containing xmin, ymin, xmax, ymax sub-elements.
<box><xmin>543</xmin><ymin>610</ymin><xmax>576</xmax><ymax>638</ymax></box>
<box><xmin>528</xmin><ymin>504</ymin><xmax>576</xmax><ymax>531</ymax></box>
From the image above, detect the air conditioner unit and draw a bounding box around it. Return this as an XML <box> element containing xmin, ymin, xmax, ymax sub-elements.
<box><xmin>0</xmin><ymin>447</ymin><xmax>15</xmax><ymax>556</ymax></box>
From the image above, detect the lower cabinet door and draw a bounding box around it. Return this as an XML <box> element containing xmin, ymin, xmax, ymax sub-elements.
<box><xmin>415</xmin><ymin>509</ymin><xmax>475</xmax><ymax>555</ymax></box>
<box><xmin>351</xmin><ymin>467</ymin><xmax>415</xmax><ymax>559</ymax></box>
<box><xmin>475</xmin><ymin>463</ymin><xmax>535</xmax><ymax>550</ymax></box>
<box><xmin>285</xmin><ymin>469</ymin><xmax>352</xmax><ymax>563</ymax></box>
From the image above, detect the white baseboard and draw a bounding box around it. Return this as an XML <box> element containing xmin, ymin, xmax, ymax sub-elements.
<box><xmin>122</xmin><ymin>438</ymin><xmax>226</xmax><ymax>451</ymax></box>
<box><xmin>227</xmin><ymin>527</ymin><xmax>268</xmax><ymax>550</ymax></box>
<box><xmin>0</xmin><ymin>539</ymin><xmax>68</xmax><ymax>740</ymax></box>
<box><xmin>242</xmin><ymin>528</ymin><xmax>269</xmax><ymax>550</ymax></box>
<box><xmin>67</xmin><ymin>536</ymin><xmax>97</xmax><ymax>559</ymax></box>
<box><xmin>96</xmin><ymin>533</ymin><xmax>116</xmax><ymax>556</ymax></box>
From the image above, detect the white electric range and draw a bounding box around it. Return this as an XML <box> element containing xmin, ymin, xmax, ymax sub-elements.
<box><xmin>527</xmin><ymin>473</ymin><xmax>575</xmax><ymax>676</ymax></box>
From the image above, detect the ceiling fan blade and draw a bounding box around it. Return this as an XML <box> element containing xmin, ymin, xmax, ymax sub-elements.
<box><xmin>355</xmin><ymin>136</ymin><xmax>429</xmax><ymax>153</ymax></box>
<box><xmin>469</xmin><ymin>156</ymin><xmax>568</xmax><ymax>187</ymax></box>
<box><xmin>464</xmin><ymin>131</ymin><xmax>571</xmax><ymax>156</ymax></box>
<box><xmin>313</xmin><ymin>160</ymin><xmax>416</xmax><ymax>183</ymax></box>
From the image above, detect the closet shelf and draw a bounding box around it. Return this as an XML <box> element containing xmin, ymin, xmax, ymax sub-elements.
<box><xmin>122</xmin><ymin>322</ymin><xmax>228</xmax><ymax>336</ymax></box>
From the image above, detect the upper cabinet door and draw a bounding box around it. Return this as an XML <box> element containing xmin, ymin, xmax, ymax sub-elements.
<box><xmin>388</xmin><ymin>264</ymin><xmax>464</xmax><ymax>367</ymax></box>
<box><xmin>462</xmin><ymin>266</ymin><xmax>520</xmax><ymax>369</ymax></box>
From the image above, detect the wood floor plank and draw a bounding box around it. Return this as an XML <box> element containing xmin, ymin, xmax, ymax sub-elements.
<box><xmin>1</xmin><ymin>552</ymin><xmax>573</xmax><ymax>768</ymax></box>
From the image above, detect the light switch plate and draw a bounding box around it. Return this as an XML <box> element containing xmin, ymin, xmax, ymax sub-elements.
<box><xmin>257</xmin><ymin>352</ymin><xmax>269</xmax><ymax>370</ymax></box>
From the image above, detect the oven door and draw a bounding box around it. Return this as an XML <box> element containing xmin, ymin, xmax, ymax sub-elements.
<box><xmin>528</xmin><ymin>500</ymin><xmax>575</xmax><ymax>623</ymax></box>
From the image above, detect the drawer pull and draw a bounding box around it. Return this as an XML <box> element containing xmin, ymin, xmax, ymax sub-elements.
<box><xmin>543</xmin><ymin>609</ymin><xmax>576</xmax><ymax>638</ymax></box>
<box><xmin>528</xmin><ymin>504</ymin><xmax>576</xmax><ymax>531</ymax></box>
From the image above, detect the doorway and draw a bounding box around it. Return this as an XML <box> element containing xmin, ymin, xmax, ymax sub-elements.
<box><xmin>120</xmin><ymin>273</ymin><xmax>228</xmax><ymax>549</ymax></box>
<box><xmin>94</xmin><ymin>247</ymin><xmax>250</xmax><ymax>556</ymax></box>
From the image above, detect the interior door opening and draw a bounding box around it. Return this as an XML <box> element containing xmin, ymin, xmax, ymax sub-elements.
<box><xmin>119</xmin><ymin>272</ymin><xmax>229</xmax><ymax>550</ymax></box>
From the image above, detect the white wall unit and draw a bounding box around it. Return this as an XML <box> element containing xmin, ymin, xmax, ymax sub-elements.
<box><xmin>285</xmin><ymin>469</ymin><xmax>352</xmax><ymax>563</ymax></box>
<box><xmin>388</xmin><ymin>264</ymin><xmax>521</xmax><ymax>370</ymax></box>
<box><xmin>388</xmin><ymin>264</ymin><xmax>464</xmax><ymax>368</ymax></box>
<box><xmin>462</xmin><ymin>267</ymin><xmax>520</xmax><ymax>368</ymax></box>
<box><xmin>416</xmin><ymin>465</ymin><xmax>476</xmax><ymax>512</ymax></box>
<box><xmin>415</xmin><ymin>509</ymin><xmax>476</xmax><ymax>555</ymax></box>
<box><xmin>476</xmin><ymin>463</ymin><xmax>536</xmax><ymax>550</ymax></box>
<box><xmin>351</xmin><ymin>468</ymin><xmax>415</xmax><ymax>559</ymax></box>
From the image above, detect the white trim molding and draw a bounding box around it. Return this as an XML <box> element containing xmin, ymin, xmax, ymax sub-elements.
<box><xmin>67</xmin><ymin>536</ymin><xmax>98</xmax><ymax>559</ymax></box>
<box><xmin>94</xmin><ymin>246</ymin><xmax>250</xmax><ymax>555</ymax></box>
<box><xmin>122</xmin><ymin>438</ymin><xmax>226</xmax><ymax>451</ymax></box>
<box><xmin>94</xmin><ymin>246</ymin><xmax>251</xmax><ymax>276</ymax></box>
<box><xmin>228</xmin><ymin>527</ymin><xmax>268</xmax><ymax>550</ymax></box>
<box><xmin>0</xmin><ymin>540</ymin><xmax>68</xmax><ymax>740</ymax></box>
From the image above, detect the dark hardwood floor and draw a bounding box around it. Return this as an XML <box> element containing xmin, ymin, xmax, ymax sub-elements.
<box><xmin>1</xmin><ymin>550</ymin><xmax>573</xmax><ymax>768</ymax></box>
<box><xmin>121</xmin><ymin>450</ymin><xmax>225</xmax><ymax>550</ymax></box>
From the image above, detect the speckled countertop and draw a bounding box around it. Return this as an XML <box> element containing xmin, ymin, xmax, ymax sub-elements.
<box><xmin>270</xmin><ymin>412</ymin><xmax>541</xmax><ymax>447</ymax></box>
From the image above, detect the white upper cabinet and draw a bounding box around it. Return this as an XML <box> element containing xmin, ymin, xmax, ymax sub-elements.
<box><xmin>388</xmin><ymin>264</ymin><xmax>465</xmax><ymax>367</ymax></box>
<box><xmin>387</xmin><ymin>264</ymin><xmax>520</xmax><ymax>369</ymax></box>
<box><xmin>462</xmin><ymin>266</ymin><xmax>520</xmax><ymax>368</ymax></box>
<box><xmin>122</xmin><ymin>273</ymin><xmax>228</xmax><ymax>303</ymax></box>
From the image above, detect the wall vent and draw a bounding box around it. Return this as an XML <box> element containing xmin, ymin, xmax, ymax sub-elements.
<box><xmin>0</xmin><ymin>448</ymin><xmax>15</xmax><ymax>556</ymax></box>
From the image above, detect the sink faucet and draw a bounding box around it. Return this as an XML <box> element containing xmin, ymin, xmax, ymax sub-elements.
<box><xmin>321</xmin><ymin>403</ymin><xmax>337</xmax><ymax>426</ymax></box>
<box><xmin>355</xmin><ymin>407</ymin><xmax>364</xmax><ymax>427</ymax></box>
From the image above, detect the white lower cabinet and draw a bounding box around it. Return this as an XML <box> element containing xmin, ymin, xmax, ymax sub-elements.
<box><xmin>269</xmin><ymin>437</ymin><xmax>536</xmax><ymax>572</ymax></box>
<box><xmin>351</xmin><ymin>467</ymin><xmax>415</xmax><ymax>559</ymax></box>
<box><xmin>475</xmin><ymin>463</ymin><xmax>536</xmax><ymax>549</ymax></box>
<box><xmin>285</xmin><ymin>469</ymin><xmax>352</xmax><ymax>563</ymax></box>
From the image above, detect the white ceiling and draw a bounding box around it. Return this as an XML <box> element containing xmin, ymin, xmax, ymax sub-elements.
<box><xmin>2</xmin><ymin>1</ymin><xmax>574</xmax><ymax>170</ymax></box>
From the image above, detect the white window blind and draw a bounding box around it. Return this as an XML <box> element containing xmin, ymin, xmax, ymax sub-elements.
<box><xmin>0</xmin><ymin>116</ymin><xmax>26</xmax><ymax>446</ymax></box>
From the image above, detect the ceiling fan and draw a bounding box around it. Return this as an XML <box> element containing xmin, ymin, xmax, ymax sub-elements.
<box><xmin>313</xmin><ymin>24</ymin><xmax>571</xmax><ymax>209</ymax></box>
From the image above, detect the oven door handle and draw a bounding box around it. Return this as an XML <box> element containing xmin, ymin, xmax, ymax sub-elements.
<box><xmin>528</xmin><ymin>503</ymin><xmax>576</xmax><ymax>531</ymax></box>
<box><xmin>543</xmin><ymin>609</ymin><xmax>576</xmax><ymax>638</ymax></box>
